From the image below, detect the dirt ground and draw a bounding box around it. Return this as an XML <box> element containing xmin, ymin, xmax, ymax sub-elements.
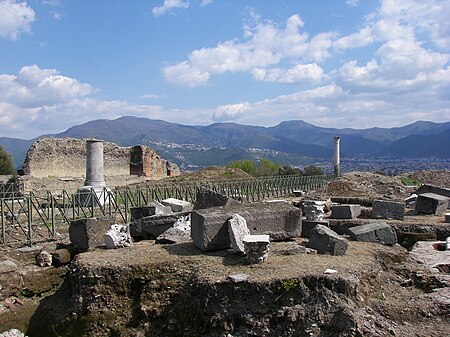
<box><xmin>0</xmin><ymin>169</ymin><xmax>449</xmax><ymax>336</ymax></box>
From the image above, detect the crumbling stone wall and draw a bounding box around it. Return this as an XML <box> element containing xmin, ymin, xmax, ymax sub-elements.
<box><xmin>130</xmin><ymin>146</ymin><xmax>180</xmax><ymax>178</ymax></box>
<box><xmin>22</xmin><ymin>138</ymin><xmax>179</xmax><ymax>181</ymax></box>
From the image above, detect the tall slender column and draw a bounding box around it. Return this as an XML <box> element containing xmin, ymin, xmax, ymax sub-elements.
<box><xmin>333</xmin><ymin>136</ymin><xmax>341</xmax><ymax>176</ymax></box>
<box><xmin>84</xmin><ymin>139</ymin><xmax>106</xmax><ymax>187</ymax></box>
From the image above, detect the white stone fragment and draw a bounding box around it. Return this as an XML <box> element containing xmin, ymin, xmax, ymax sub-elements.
<box><xmin>36</xmin><ymin>250</ymin><xmax>52</xmax><ymax>267</ymax></box>
<box><xmin>446</xmin><ymin>237</ymin><xmax>450</xmax><ymax>251</ymax></box>
<box><xmin>228</xmin><ymin>214</ymin><xmax>250</xmax><ymax>254</ymax></box>
<box><xmin>324</xmin><ymin>269</ymin><xmax>338</xmax><ymax>274</ymax></box>
<box><xmin>104</xmin><ymin>224</ymin><xmax>132</xmax><ymax>249</ymax></box>
<box><xmin>161</xmin><ymin>198</ymin><xmax>193</xmax><ymax>212</ymax></box>
<box><xmin>243</xmin><ymin>234</ymin><xmax>270</xmax><ymax>264</ymax></box>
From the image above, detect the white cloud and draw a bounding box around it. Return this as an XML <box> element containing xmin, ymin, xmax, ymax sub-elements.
<box><xmin>213</xmin><ymin>103</ymin><xmax>251</xmax><ymax>121</ymax></box>
<box><xmin>152</xmin><ymin>0</ymin><xmax>189</xmax><ymax>16</ymax></box>
<box><xmin>346</xmin><ymin>0</ymin><xmax>359</xmax><ymax>7</ymax></box>
<box><xmin>252</xmin><ymin>63</ymin><xmax>325</xmax><ymax>84</ymax></box>
<box><xmin>140</xmin><ymin>93</ymin><xmax>161</xmax><ymax>100</ymax></box>
<box><xmin>0</xmin><ymin>0</ymin><xmax>35</xmax><ymax>40</ymax></box>
<box><xmin>200</xmin><ymin>0</ymin><xmax>212</xmax><ymax>7</ymax></box>
<box><xmin>163</xmin><ymin>14</ymin><xmax>334</xmax><ymax>87</ymax></box>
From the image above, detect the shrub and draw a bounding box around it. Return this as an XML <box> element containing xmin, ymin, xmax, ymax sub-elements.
<box><xmin>0</xmin><ymin>146</ymin><xmax>14</xmax><ymax>175</ymax></box>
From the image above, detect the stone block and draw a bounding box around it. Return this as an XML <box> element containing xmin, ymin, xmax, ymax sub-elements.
<box><xmin>330</xmin><ymin>204</ymin><xmax>361</xmax><ymax>219</ymax></box>
<box><xmin>301</xmin><ymin>220</ymin><xmax>329</xmax><ymax>238</ymax></box>
<box><xmin>446</xmin><ymin>213</ymin><xmax>450</xmax><ymax>223</ymax></box>
<box><xmin>51</xmin><ymin>249</ymin><xmax>72</xmax><ymax>266</ymax></box>
<box><xmin>194</xmin><ymin>187</ymin><xmax>241</xmax><ymax>210</ymax></box>
<box><xmin>415</xmin><ymin>184</ymin><xmax>450</xmax><ymax>200</ymax></box>
<box><xmin>415</xmin><ymin>193</ymin><xmax>449</xmax><ymax>215</ymax></box>
<box><xmin>372</xmin><ymin>200</ymin><xmax>404</xmax><ymax>220</ymax></box>
<box><xmin>191</xmin><ymin>203</ymin><xmax>302</xmax><ymax>251</ymax></box>
<box><xmin>130</xmin><ymin>202</ymin><xmax>172</xmax><ymax>221</ymax></box>
<box><xmin>348</xmin><ymin>221</ymin><xmax>397</xmax><ymax>245</ymax></box>
<box><xmin>307</xmin><ymin>225</ymin><xmax>348</xmax><ymax>256</ymax></box>
<box><xmin>161</xmin><ymin>198</ymin><xmax>193</xmax><ymax>213</ymax></box>
<box><xmin>228</xmin><ymin>214</ymin><xmax>250</xmax><ymax>254</ymax></box>
<box><xmin>69</xmin><ymin>217</ymin><xmax>114</xmax><ymax>252</ymax></box>
<box><xmin>156</xmin><ymin>214</ymin><xmax>191</xmax><ymax>244</ymax></box>
<box><xmin>243</xmin><ymin>234</ymin><xmax>270</xmax><ymax>264</ymax></box>
<box><xmin>130</xmin><ymin>213</ymin><xmax>184</xmax><ymax>240</ymax></box>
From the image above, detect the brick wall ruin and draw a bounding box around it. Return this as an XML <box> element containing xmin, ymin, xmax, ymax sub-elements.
<box><xmin>22</xmin><ymin>138</ymin><xmax>180</xmax><ymax>180</ymax></box>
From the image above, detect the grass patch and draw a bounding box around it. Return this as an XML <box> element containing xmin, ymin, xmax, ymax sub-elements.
<box><xmin>400</xmin><ymin>177</ymin><xmax>421</xmax><ymax>186</ymax></box>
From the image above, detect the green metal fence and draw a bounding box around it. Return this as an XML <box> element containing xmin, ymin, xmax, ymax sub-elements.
<box><xmin>0</xmin><ymin>174</ymin><xmax>335</xmax><ymax>245</ymax></box>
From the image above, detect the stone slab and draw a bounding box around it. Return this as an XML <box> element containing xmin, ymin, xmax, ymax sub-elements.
<box><xmin>194</xmin><ymin>187</ymin><xmax>241</xmax><ymax>210</ymax></box>
<box><xmin>347</xmin><ymin>221</ymin><xmax>397</xmax><ymax>245</ymax></box>
<box><xmin>301</xmin><ymin>220</ymin><xmax>330</xmax><ymax>238</ymax></box>
<box><xmin>330</xmin><ymin>204</ymin><xmax>361</xmax><ymax>219</ymax></box>
<box><xmin>415</xmin><ymin>184</ymin><xmax>450</xmax><ymax>202</ymax></box>
<box><xmin>69</xmin><ymin>217</ymin><xmax>114</xmax><ymax>252</ymax></box>
<box><xmin>307</xmin><ymin>225</ymin><xmax>348</xmax><ymax>256</ymax></box>
<box><xmin>161</xmin><ymin>198</ymin><xmax>193</xmax><ymax>213</ymax></box>
<box><xmin>372</xmin><ymin>200</ymin><xmax>404</xmax><ymax>220</ymax></box>
<box><xmin>130</xmin><ymin>212</ymin><xmax>189</xmax><ymax>240</ymax></box>
<box><xmin>228</xmin><ymin>214</ymin><xmax>250</xmax><ymax>254</ymax></box>
<box><xmin>130</xmin><ymin>202</ymin><xmax>172</xmax><ymax>221</ymax></box>
<box><xmin>191</xmin><ymin>203</ymin><xmax>302</xmax><ymax>251</ymax></box>
<box><xmin>415</xmin><ymin>193</ymin><xmax>449</xmax><ymax>215</ymax></box>
<box><xmin>242</xmin><ymin>234</ymin><xmax>270</xmax><ymax>244</ymax></box>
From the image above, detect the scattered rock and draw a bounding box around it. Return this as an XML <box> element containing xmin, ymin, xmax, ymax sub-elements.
<box><xmin>104</xmin><ymin>224</ymin><xmax>132</xmax><ymax>249</ymax></box>
<box><xmin>348</xmin><ymin>221</ymin><xmax>397</xmax><ymax>246</ymax></box>
<box><xmin>416</xmin><ymin>193</ymin><xmax>449</xmax><ymax>215</ymax></box>
<box><xmin>161</xmin><ymin>198</ymin><xmax>193</xmax><ymax>213</ymax></box>
<box><xmin>228</xmin><ymin>214</ymin><xmax>250</xmax><ymax>254</ymax></box>
<box><xmin>156</xmin><ymin>215</ymin><xmax>191</xmax><ymax>244</ymax></box>
<box><xmin>243</xmin><ymin>234</ymin><xmax>270</xmax><ymax>264</ymax></box>
<box><xmin>324</xmin><ymin>269</ymin><xmax>337</xmax><ymax>274</ymax></box>
<box><xmin>36</xmin><ymin>250</ymin><xmax>52</xmax><ymax>267</ymax></box>
<box><xmin>0</xmin><ymin>329</ymin><xmax>25</xmax><ymax>337</ymax></box>
<box><xmin>330</xmin><ymin>204</ymin><xmax>361</xmax><ymax>219</ymax></box>
<box><xmin>307</xmin><ymin>225</ymin><xmax>348</xmax><ymax>256</ymax></box>
<box><xmin>51</xmin><ymin>248</ymin><xmax>73</xmax><ymax>266</ymax></box>
<box><xmin>0</xmin><ymin>259</ymin><xmax>17</xmax><ymax>274</ymax></box>
<box><xmin>69</xmin><ymin>216</ymin><xmax>115</xmax><ymax>252</ymax></box>
<box><xmin>372</xmin><ymin>200</ymin><xmax>405</xmax><ymax>220</ymax></box>
<box><xmin>228</xmin><ymin>274</ymin><xmax>249</xmax><ymax>283</ymax></box>
<box><xmin>194</xmin><ymin>187</ymin><xmax>241</xmax><ymax>210</ymax></box>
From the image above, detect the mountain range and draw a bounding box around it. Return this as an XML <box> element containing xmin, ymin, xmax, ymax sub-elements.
<box><xmin>1</xmin><ymin>116</ymin><xmax>449</xmax><ymax>170</ymax></box>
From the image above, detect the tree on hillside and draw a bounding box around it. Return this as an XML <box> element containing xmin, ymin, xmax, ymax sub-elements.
<box><xmin>279</xmin><ymin>165</ymin><xmax>302</xmax><ymax>176</ymax></box>
<box><xmin>0</xmin><ymin>146</ymin><xmax>14</xmax><ymax>175</ymax></box>
<box><xmin>255</xmin><ymin>158</ymin><xmax>280</xmax><ymax>176</ymax></box>
<box><xmin>303</xmin><ymin>165</ymin><xmax>324</xmax><ymax>176</ymax></box>
<box><xmin>227</xmin><ymin>159</ymin><xmax>256</xmax><ymax>176</ymax></box>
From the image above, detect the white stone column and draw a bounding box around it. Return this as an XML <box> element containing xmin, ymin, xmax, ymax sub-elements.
<box><xmin>84</xmin><ymin>139</ymin><xmax>106</xmax><ymax>187</ymax></box>
<box><xmin>334</xmin><ymin>136</ymin><xmax>341</xmax><ymax>176</ymax></box>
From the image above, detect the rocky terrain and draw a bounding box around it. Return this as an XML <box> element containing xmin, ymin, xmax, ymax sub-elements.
<box><xmin>0</xmin><ymin>169</ymin><xmax>448</xmax><ymax>336</ymax></box>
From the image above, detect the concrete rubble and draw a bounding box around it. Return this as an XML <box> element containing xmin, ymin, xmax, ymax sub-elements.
<box><xmin>104</xmin><ymin>224</ymin><xmax>132</xmax><ymax>249</ymax></box>
<box><xmin>130</xmin><ymin>211</ymin><xmax>189</xmax><ymax>240</ymax></box>
<box><xmin>130</xmin><ymin>201</ymin><xmax>173</xmax><ymax>221</ymax></box>
<box><xmin>36</xmin><ymin>250</ymin><xmax>53</xmax><ymax>267</ymax></box>
<box><xmin>161</xmin><ymin>198</ymin><xmax>193</xmax><ymax>213</ymax></box>
<box><xmin>228</xmin><ymin>214</ymin><xmax>250</xmax><ymax>254</ymax></box>
<box><xmin>415</xmin><ymin>193</ymin><xmax>449</xmax><ymax>215</ymax></box>
<box><xmin>194</xmin><ymin>187</ymin><xmax>241</xmax><ymax>210</ymax></box>
<box><xmin>307</xmin><ymin>224</ymin><xmax>348</xmax><ymax>256</ymax></box>
<box><xmin>191</xmin><ymin>202</ymin><xmax>302</xmax><ymax>251</ymax></box>
<box><xmin>330</xmin><ymin>204</ymin><xmax>361</xmax><ymax>219</ymax></box>
<box><xmin>348</xmin><ymin>221</ymin><xmax>397</xmax><ymax>246</ymax></box>
<box><xmin>372</xmin><ymin>200</ymin><xmax>404</xmax><ymax>220</ymax></box>
<box><xmin>243</xmin><ymin>234</ymin><xmax>270</xmax><ymax>264</ymax></box>
<box><xmin>69</xmin><ymin>216</ymin><xmax>114</xmax><ymax>252</ymax></box>
<box><xmin>156</xmin><ymin>214</ymin><xmax>191</xmax><ymax>244</ymax></box>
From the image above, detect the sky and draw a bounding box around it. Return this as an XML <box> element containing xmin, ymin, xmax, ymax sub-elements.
<box><xmin>0</xmin><ymin>0</ymin><xmax>449</xmax><ymax>139</ymax></box>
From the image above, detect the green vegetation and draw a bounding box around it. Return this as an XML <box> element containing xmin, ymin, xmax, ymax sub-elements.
<box><xmin>227</xmin><ymin>158</ymin><xmax>324</xmax><ymax>177</ymax></box>
<box><xmin>400</xmin><ymin>177</ymin><xmax>421</xmax><ymax>186</ymax></box>
<box><xmin>279</xmin><ymin>278</ymin><xmax>300</xmax><ymax>291</ymax></box>
<box><xmin>0</xmin><ymin>146</ymin><xmax>14</xmax><ymax>175</ymax></box>
<box><xmin>227</xmin><ymin>159</ymin><xmax>256</xmax><ymax>175</ymax></box>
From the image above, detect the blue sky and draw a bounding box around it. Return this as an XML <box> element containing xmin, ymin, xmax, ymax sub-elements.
<box><xmin>0</xmin><ymin>0</ymin><xmax>449</xmax><ymax>138</ymax></box>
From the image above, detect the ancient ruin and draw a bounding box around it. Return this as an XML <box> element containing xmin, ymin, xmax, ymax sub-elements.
<box><xmin>20</xmin><ymin>138</ymin><xmax>180</xmax><ymax>191</ymax></box>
